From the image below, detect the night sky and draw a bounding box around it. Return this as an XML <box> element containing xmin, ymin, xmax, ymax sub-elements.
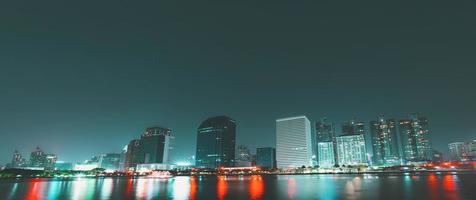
<box><xmin>1</xmin><ymin>1</ymin><xmax>475</xmax><ymax>165</ymax></box>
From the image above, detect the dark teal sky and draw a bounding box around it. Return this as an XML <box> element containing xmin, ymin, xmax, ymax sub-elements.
<box><xmin>0</xmin><ymin>1</ymin><xmax>475</xmax><ymax>164</ymax></box>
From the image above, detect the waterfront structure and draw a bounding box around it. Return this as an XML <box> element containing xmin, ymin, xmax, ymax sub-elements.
<box><xmin>449</xmin><ymin>140</ymin><xmax>476</xmax><ymax>161</ymax></box>
<box><xmin>195</xmin><ymin>116</ymin><xmax>236</xmax><ymax>168</ymax></box>
<box><xmin>370</xmin><ymin>116</ymin><xmax>400</xmax><ymax>166</ymax></box>
<box><xmin>399</xmin><ymin>115</ymin><xmax>432</xmax><ymax>163</ymax></box>
<box><xmin>125</xmin><ymin>139</ymin><xmax>140</xmax><ymax>170</ymax></box>
<box><xmin>10</xmin><ymin>150</ymin><xmax>26</xmax><ymax>168</ymax></box>
<box><xmin>135</xmin><ymin>127</ymin><xmax>174</xmax><ymax>165</ymax></box>
<box><xmin>317</xmin><ymin>142</ymin><xmax>335</xmax><ymax>168</ymax></box>
<box><xmin>276</xmin><ymin>116</ymin><xmax>313</xmax><ymax>168</ymax></box>
<box><xmin>45</xmin><ymin>154</ymin><xmax>58</xmax><ymax>170</ymax></box>
<box><xmin>256</xmin><ymin>147</ymin><xmax>276</xmax><ymax>169</ymax></box>
<box><xmin>336</xmin><ymin>134</ymin><xmax>367</xmax><ymax>166</ymax></box>
<box><xmin>432</xmin><ymin>150</ymin><xmax>443</xmax><ymax>162</ymax></box>
<box><xmin>449</xmin><ymin>142</ymin><xmax>466</xmax><ymax>161</ymax></box>
<box><xmin>236</xmin><ymin>145</ymin><xmax>252</xmax><ymax>167</ymax></box>
<box><xmin>54</xmin><ymin>161</ymin><xmax>73</xmax><ymax>170</ymax></box>
<box><xmin>29</xmin><ymin>146</ymin><xmax>46</xmax><ymax>168</ymax></box>
<box><xmin>99</xmin><ymin>153</ymin><xmax>121</xmax><ymax>171</ymax></box>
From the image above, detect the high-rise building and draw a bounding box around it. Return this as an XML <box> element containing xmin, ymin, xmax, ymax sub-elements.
<box><xmin>276</xmin><ymin>116</ymin><xmax>313</xmax><ymax>168</ymax></box>
<box><xmin>399</xmin><ymin>115</ymin><xmax>432</xmax><ymax>163</ymax></box>
<box><xmin>29</xmin><ymin>146</ymin><xmax>46</xmax><ymax>168</ymax></box>
<box><xmin>125</xmin><ymin>139</ymin><xmax>140</xmax><ymax>170</ymax></box>
<box><xmin>136</xmin><ymin>127</ymin><xmax>174</xmax><ymax>165</ymax></box>
<box><xmin>336</xmin><ymin>134</ymin><xmax>367</xmax><ymax>166</ymax></box>
<box><xmin>236</xmin><ymin>145</ymin><xmax>252</xmax><ymax>167</ymax></box>
<box><xmin>316</xmin><ymin>117</ymin><xmax>335</xmax><ymax>142</ymax></box>
<box><xmin>10</xmin><ymin>150</ymin><xmax>26</xmax><ymax>168</ymax></box>
<box><xmin>195</xmin><ymin>116</ymin><xmax>236</xmax><ymax>168</ymax></box>
<box><xmin>99</xmin><ymin>153</ymin><xmax>121</xmax><ymax>171</ymax></box>
<box><xmin>370</xmin><ymin>116</ymin><xmax>400</xmax><ymax>166</ymax></box>
<box><xmin>256</xmin><ymin>147</ymin><xmax>276</xmax><ymax>169</ymax></box>
<box><xmin>315</xmin><ymin>118</ymin><xmax>336</xmax><ymax>166</ymax></box>
<box><xmin>449</xmin><ymin>142</ymin><xmax>467</xmax><ymax>161</ymax></box>
<box><xmin>342</xmin><ymin>119</ymin><xmax>365</xmax><ymax>136</ymax></box>
<box><xmin>432</xmin><ymin>150</ymin><xmax>443</xmax><ymax>162</ymax></box>
<box><xmin>317</xmin><ymin>142</ymin><xmax>335</xmax><ymax>168</ymax></box>
<box><xmin>45</xmin><ymin>154</ymin><xmax>58</xmax><ymax>170</ymax></box>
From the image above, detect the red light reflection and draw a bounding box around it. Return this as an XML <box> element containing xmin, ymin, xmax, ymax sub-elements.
<box><xmin>249</xmin><ymin>175</ymin><xmax>264</xmax><ymax>200</ymax></box>
<box><xmin>189</xmin><ymin>176</ymin><xmax>197</xmax><ymax>200</ymax></box>
<box><xmin>217</xmin><ymin>176</ymin><xmax>228</xmax><ymax>200</ymax></box>
<box><xmin>287</xmin><ymin>178</ymin><xmax>296</xmax><ymax>199</ymax></box>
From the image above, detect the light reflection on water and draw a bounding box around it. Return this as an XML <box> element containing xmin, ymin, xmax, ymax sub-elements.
<box><xmin>0</xmin><ymin>173</ymin><xmax>474</xmax><ymax>200</ymax></box>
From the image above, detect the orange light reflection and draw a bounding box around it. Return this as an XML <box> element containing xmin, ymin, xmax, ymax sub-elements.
<box><xmin>249</xmin><ymin>175</ymin><xmax>264</xmax><ymax>200</ymax></box>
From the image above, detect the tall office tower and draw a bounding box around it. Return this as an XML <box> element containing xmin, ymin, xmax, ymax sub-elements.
<box><xmin>432</xmin><ymin>150</ymin><xmax>443</xmax><ymax>162</ymax></box>
<box><xmin>276</xmin><ymin>116</ymin><xmax>313</xmax><ymax>168</ymax></box>
<box><xmin>256</xmin><ymin>147</ymin><xmax>276</xmax><ymax>169</ymax></box>
<box><xmin>44</xmin><ymin>154</ymin><xmax>57</xmax><ymax>170</ymax></box>
<box><xmin>317</xmin><ymin>142</ymin><xmax>335</xmax><ymax>168</ymax></box>
<box><xmin>195</xmin><ymin>116</ymin><xmax>236</xmax><ymax>168</ymax></box>
<box><xmin>468</xmin><ymin>140</ymin><xmax>476</xmax><ymax>160</ymax></box>
<box><xmin>237</xmin><ymin>145</ymin><xmax>252</xmax><ymax>162</ymax></box>
<box><xmin>449</xmin><ymin>142</ymin><xmax>469</xmax><ymax>161</ymax></box>
<box><xmin>29</xmin><ymin>146</ymin><xmax>47</xmax><ymax>168</ymax></box>
<box><xmin>316</xmin><ymin>117</ymin><xmax>335</xmax><ymax>142</ymax></box>
<box><xmin>10</xmin><ymin>150</ymin><xmax>26</xmax><ymax>168</ymax></box>
<box><xmin>99</xmin><ymin>153</ymin><xmax>121</xmax><ymax>171</ymax></box>
<box><xmin>370</xmin><ymin>115</ymin><xmax>400</xmax><ymax>166</ymax></box>
<box><xmin>399</xmin><ymin>115</ymin><xmax>433</xmax><ymax>163</ymax></box>
<box><xmin>336</xmin><ymin>134</ymin><xmax>367</xmax><ymax>166</ymax></box>
<box><xmin>136</xmin><ymin>126</ymin><xmax>174</xmax><ymax>165</ymax></box>
<box><xmin>125</xmin><ymin>139</ymin><xmax>140</xmax><ymax>170</ymax></box>
<box><xmin>342</xmin><ymin>119</ymin><xmax>366</xmax><ymax>135</ymax></box>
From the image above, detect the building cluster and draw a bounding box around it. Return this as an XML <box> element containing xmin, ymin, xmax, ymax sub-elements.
<box><xmin>7</xmin><ymin>113</ymin><xmax>474</xmax><ymax>172</ymax></box>
<box><xmin>448</xmin><ymin>140</ymin><xmax>476</xmax><ymax>162</ymax></box>
<box><xmin>276</xmin><ymin>114</ymin><xmax>435</xmax><ymax>169</ymax></box>
<box><xmin>8</xmin><ymin>146</ymin><xmax>57</xmax><ymax>170</ymax></box>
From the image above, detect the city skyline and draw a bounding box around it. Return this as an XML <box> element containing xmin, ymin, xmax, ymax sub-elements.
<box><xmin>0</xmin><ymin>112</ymin><xmax>473</xmax><ymax>165</ymax></box>
<box><xmin>1</xmin><ymin>1</ymin><xmax>476</xmax><ymax>166</ymax></box>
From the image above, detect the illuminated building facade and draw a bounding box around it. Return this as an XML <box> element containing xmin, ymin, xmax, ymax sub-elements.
<box><xmin>29</xmin><ymin>146</ymin><xmax>46</xmax><ymax>168</ymax></box>
<box><xmin>45</xmin><ymin>154</ymin><xmax>57</xmax><ymax>170</ymax></box>
<box><xmin>317</xmin><ymin>142</ymin><xmax>335</xmax><ymax>168</ymax></box>
<box><xmin>195</xmin><ymin>116</ymin><xmax>236</xmax><ymax>168</ymax></box>
<box><xmin>336</xmin><ymin>134</ymin><xmax>367</xmax><ymax>166</ymax></box>
<box><xmin>449</xmin><ymin>140</ymin><xmax>476</xmax><ymax>161</ymax></box>
<box><xmin>315</xmin><ymin>117</ymin><xmax>337</xmax><ymax>166</ymax></box>
<box><xmin>276</xmin><ymin>116</ymin><xmax>313</xmax><ymax>168</ymax></box>
<box><xmin>99</xmin><ymin>153</ymin><xmax>121</xmax><ymax>171</ymax></box>
<box><xmin>399</xmin><ymin>115</ymin><xmax>433</xmax><ymax>163</ymax></box>
<box><xmin>125</xmin><ymin>139</ymin><xmax>140</xmax><ymax>170</ymax></box>
<box><xmin>136</xmin><ymin>127</ymin><xmax>174</xmax><ymax>165</ymax></box>
<box><xmin>10</xmin><ymin>150</ymin><xmax>26</xmax><ymax>168</ymax></box>
<box><xmin>370</xmin><ymin>116</ymin><xmax>400</xmax><ymax>166</ymax></box>
<box><xmin>256</xmin><ymin>147</ymin><xmax>276</xmax><ymax>169</ymax></box>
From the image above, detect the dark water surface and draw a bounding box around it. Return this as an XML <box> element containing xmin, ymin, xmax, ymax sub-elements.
<box><xmin>1</xmin><ymin>173</ymin><xmax>475</xmax><ymax>200</ymax></box>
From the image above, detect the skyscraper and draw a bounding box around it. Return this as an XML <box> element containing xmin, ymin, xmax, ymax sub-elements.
<box><xmin>276</xmin><ymin>116</ymin><xmax>313</xmax><ymax>168</ymax></box>
<box><xmin>256</xmin><ymin>147</ymin><xmax>276</xmax><ymax>169</ymax></box>
<box><xmin>10</xmin><ymin>150</ymin><xmax>26</xmax><ymax>168</ymax></box>
<box><xmin>370</xmin><ymin>116</ymin><xmax>400</xmax><ymax>166</ymax></box>
<box><xmin>125</xmin><ymin>139</ymin><xmax>140</xmax><ymax>170</ymax></box>
<box><xmin>29</xmin><ymin>146</ymin><xmax>46</xmax><ymax>168</ymax></box>
<box><xmin>449</xmin><ymin>142</ymin><xmax>466</xmax><ymax>161</ymax></box>
<box><xmin>399</xmin><ymin>115</ymin><xmax>432</xmax><ymax>163</ymax></box>
<box><xmin>316</xmin><ymin>117</ymin><xmax>335</xmax><ymax>143</ymax></box>
<box><xmin>99</xmin><ymin>153</ymin><xmax>121</xmax><ymax>171</ymax></box>
<box><xmin>236</xmin><ymin>145</ymin><xmax>252</xmax><ymax>167</ymax></box>
<box><xmin>136</xmin><ymin>127</ymin><xmax>174</xmax><ymax>165</ymax></box>
<box><xmin>336</xmin><ymin>134</ymin><xmax>367</xmax><ymax>166</ymax></box>
<box><xmin>317</xmin><ymin>142</ymin><xmax>335</xmax><ymax>168</ymax></box>
<box><xmin>195</xmin><ymin>116</ymin><xmax>236</xmax><ymax>168</ymax></box>
<box><xmin>44</xmin><ymin>154</ymin><xmax>57</xmax><ymax>170</ymax></box>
